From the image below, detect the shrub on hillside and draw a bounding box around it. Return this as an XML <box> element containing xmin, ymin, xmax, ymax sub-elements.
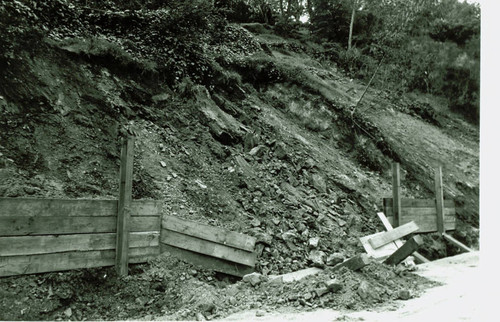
<box><xmin>274</xmin><ymin>18</ymin><xmax>301</xmax><ymax>38</ymax></box>
<box><xmin>442</xmin><ymin>64</ymin><xmax>479</xmax><ymax>123</ymax></box>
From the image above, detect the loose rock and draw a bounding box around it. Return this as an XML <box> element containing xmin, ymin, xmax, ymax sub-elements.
<box><xmin>268</xmin><ymin>276</ymin><xmax>284</xmax><ymax>285</ymax></box>
<box><xmin>397</xmin><ymin>289</ymin><xmax>411</xmax><ymax>300</ymax></box>
<box><xmin>250</xmin><ymin>218</ymin><xmax>261</xmax><ymax>227</ymax></box>
<box><xmin>308</xmin><ymin>250</ymin><xmax>326</xmax><ymax>267</ymax></box>
<box><xmin>243</xmin><ymin>272</ymin><xmax>264</xmax><ymax>286</ymax></box>
<box><xmin>249</xmin><ymin>145</ymin><xmax>264</xmax><ymax>157</ymax></box>
<box><xmin>64</xmin><ymin>308</ymin><xmax>72</xmax><ymax>318</ymax></box>
<box><xmin>308</xmin><ymin>237</ymin><xmax>320</xmax><ymax>248</ymax></box>
<box><xmin>324</xmin><ymin>279</ymin><xmax>343</xmax><ymax>292</ymax></box>
<box><xmin>310</xmin><ymin>173</ymin><xmax>327</xmax><ymax>193</ymax></box>
<box><xmin>274</xmin><ymin>142</ymin><xmax>287</xmax><ymax>159</ymax></box>
<box><xmin>326</xmin><ymin>253</ymin><xmax>344</xmax><ymax>266</ymax></box>
<box><xmin>315</xmin><ymin>287</ymin><xmax>329</xmax><ymax>297</ymax></box>
<box><xmin>357</xmin><ymin>281</ymin><xmax>370</xmax><ymax>300</ymax></box>
<box><xmin>23</xmin><ymin>186</ymin><xmax>37</xmax><ymax>195</ymax></box>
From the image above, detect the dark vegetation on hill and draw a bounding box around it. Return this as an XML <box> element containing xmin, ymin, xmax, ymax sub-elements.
<box><xmin>0</xmin><ymin>0</ymin><xmax>479</xmax><ymax>320</ymax></box>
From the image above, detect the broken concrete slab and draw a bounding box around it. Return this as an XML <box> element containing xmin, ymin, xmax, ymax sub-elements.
<box><xmin>268</xmin><ymin>267</ymin><xmax>323</xmax><ymax>283</ymax></box>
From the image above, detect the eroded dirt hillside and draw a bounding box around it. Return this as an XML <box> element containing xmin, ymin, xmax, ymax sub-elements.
<box><xmin>0</xmin><ymin>1</ymin><xmax>479</xmax><ymax>320</ymax></box>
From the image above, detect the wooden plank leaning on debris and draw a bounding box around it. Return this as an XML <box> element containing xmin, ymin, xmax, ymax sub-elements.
<box><xmin>359</xmin><ymin>232</ymin><xmax>399</xmax><ymax>261</ymax></box>
<box><xmin>162</xmin><ymin>215</ymin><xmax>256</xmax><ymax>252</ymax></box>
<box><xmin>161</xmin><ymin>244</ymin><xmax>254</xmax><ymax>277</ymax></box>
<box><xmin>160</xmin><ymin>215</ymin><xmax>257</xmax><ymax>277</ymax></box>
<box><xmin>442</xmin><ymin>233</ymin><xmax>472</xmax><ymax>252</ymax></box>
<box><xmin>384</xmin><ymin>235</ymin><xmax>424</xmax><ymax>266</ymax></box>
<box><xmin>332</xmin><ymin>254</ymin><xmax>370</xmax><ymax>272</ymax></box>
<box><xmin>0</xmin><ymin>247</ymin><xmax>159</xmax><ymax>277</ymax></box>
<box><xmin>376</xmin><ymin>212</ymin><xmax>429</xmax><ymax>264</ymax></box>
<box><xmin>368</xmin><ymin>221</ymin><xmax>419</xmax><ymax>249</ymax></box>
<box><xmin>161</xmin><ymin>230</ymin><xmax>256</xmax><ymax>267</ymax></box>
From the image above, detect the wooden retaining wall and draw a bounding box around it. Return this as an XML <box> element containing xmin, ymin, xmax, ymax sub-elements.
<box><xmin>0</xmin><ymin>198</ymin><xmax>162</xmax><ymax>277</ymax></box>
<box><xmin>383</xmin><ymin>198</ymin><xmax>456</xmax><ymax>233</ymax></box>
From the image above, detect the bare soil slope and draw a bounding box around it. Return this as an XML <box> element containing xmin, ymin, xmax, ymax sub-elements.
<box><xmin>0</xmin><ymin>1</ymin><xmax>479</xmax><ymax>320</ymax></box>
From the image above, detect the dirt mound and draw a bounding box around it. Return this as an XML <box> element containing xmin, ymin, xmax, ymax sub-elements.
<box><xmin>0</xmin><ymin>252</ymin><xmax>436</xmax><ymax>321</ymax></box>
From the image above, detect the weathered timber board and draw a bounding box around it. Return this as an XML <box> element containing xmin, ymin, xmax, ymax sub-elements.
<box><xmin>392</xmin><ymin>163</ymin><xmax>402</xmax><ymax>227</ymax></box>
<box><xmin>161</xmin><ymin>229</ymin><xmax>256</xmax><ymax>267</ymax></box>
<box><xmin>0</xmin><ymin>216</ymin><xmax>159</xmax><ymax>236</ymax></box>
<box><xmin>442</xmin><ymin>233</ymin><xmax>472</xmax><ymax>252</ymax></box>
<box><xmin>161</xmin><ymin>244</ymin><xmax>254</xmax><ymax>277</ymax></box>
<box><xmin>383</xmin><ymin>198</ymin><xmax>454</xmax><ymax>208</ymax></box>
<box><xmin>116</xmin><ymin>136</ymin><xmax>135</xmax><ymax>276</ymax></box>
<box><xmin>359</xmin><ymin>232</ymin><xmax>399</xmax><ymax>261</ymax></box>
<box><xmin>434</xmin><ymin>167</ymin><xmax>445</xmax><ymax>233</ymax></box>
<box><xmin>384</xmin><ymin>236</ymin><xmax>424</xmax><ymax>266</ymax></box>
<box><xmin>385</xmin><ymin>215</ymin><xmax>455</xmax><ymax>233</ymax></box>
<box><xmin>0</xmin><ymin>198</ymin><xmax>162</xmax><ymax>217</ymax></box>
<box><xmin>0</xmin><ymin>232</ymin><xmax>159</xmax><ymax>256</ymax></box>
<box><xmin>376</xmin><ymin>212</ymin><xmax>429</xmax><ymax>264</ymax></box>
<box><xmin>0</xmin><ymin>247</ymin><xmax>159</xmax><ymax>277</ymax></box>
<box><xmin>162</xmin><ymin>216</ymin><xmax>256</xmax><ymax>252</ymax></box>
<box><xmin>368</xmin><ymin>221</ymin><xmax>419</xmax><ymax>249</ymax></box>
<box><xmin>384</xmin><ymin>207</ymin><xmax>456</xmax><ymax>216</ymax></box>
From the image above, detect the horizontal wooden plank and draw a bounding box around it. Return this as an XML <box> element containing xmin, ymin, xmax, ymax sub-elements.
<box><xmin>162</xmin><ymin>216</ymin><xmax>256</xmax><ymax>252</ymax></box>
<box><xmin>0</xmin><ymin>232</ymin><xmax>159</xmax><ymax>256</ymax></box>
<box><xmin>0</xmin><ymin>247</ymin><xmax>159</xmax><ymax>277</ymax></box>
<box><xmin>384</xmin><ymin>206</ymin><xmax>456</xmax><ymax>217</ymax></box>
<box><xmin>385</xmin><ymin>213</ymin><xmax>456</xmax><ymax>223</ymax></box>
<box><xmin>0</xmin><ymin>198</ymin><xmax>162</xmax><ymax>217</ymax></box>
<box><xmin>160</xmin><ymin>244</ymin><xmax>254</xmax><ymax>277</ymax></box>
<box><xmin>386</xmin><ymin>216</ymin><xmax>456</xmax><ymax>233</ymax></box>
<box><xmin>0</xmin><ymin>216</ymin><xmax>160</xmax><ymax>236</ymax></box>
<box><xmin>383</xmin><ymin>198</ymin><xmax>454</xmax><ymax>208</ymax></box>
<box><xmin>368</xmin><ymin>221</ymin><xmax>419</xmax><ymax>249</ymax></box>
<box><xmin>161</xmin><ymin>229</ymin><xmax>256</xmax><ymax>267</ymax></box>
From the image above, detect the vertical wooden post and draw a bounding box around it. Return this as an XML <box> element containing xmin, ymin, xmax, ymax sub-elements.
<box><xmin>434</xmin><ymin>166</ymin><xmax>445</xmax><ymax>234</ymax></box>
<box><xmin>392</xmin><ymin>163</ymin><xmax>401</xmax><ymax>228</ymax></box>
<box><xmin>116</xmin><ymin>136</ymin><xmax>134</xmax><ymax>276</ymax></box>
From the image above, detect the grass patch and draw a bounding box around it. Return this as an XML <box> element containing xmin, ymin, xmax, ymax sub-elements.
<box><xmin>288</xmin><ymin>101</ymin><xmax>331</xmax><ymax>132</ymax></box>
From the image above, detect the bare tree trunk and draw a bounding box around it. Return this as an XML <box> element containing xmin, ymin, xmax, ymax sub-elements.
<box><xmin>286</xmin><ymin>0</ymin><xmax>293</xmax><ymax>19</ymax></box>
<box><xmin>280</xmin><ymin>0</ymin><xmax>284</xmax><ymax>16</ymax></box>
<box><xmin>306</xmin><ymin>0</ymin><xmax>313</xmax><ymax>18</ymax></box>
<box><xmin>348</xmin><ymin>0</ymin><xmax>356</xmax><ymax>50</ymax></box>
